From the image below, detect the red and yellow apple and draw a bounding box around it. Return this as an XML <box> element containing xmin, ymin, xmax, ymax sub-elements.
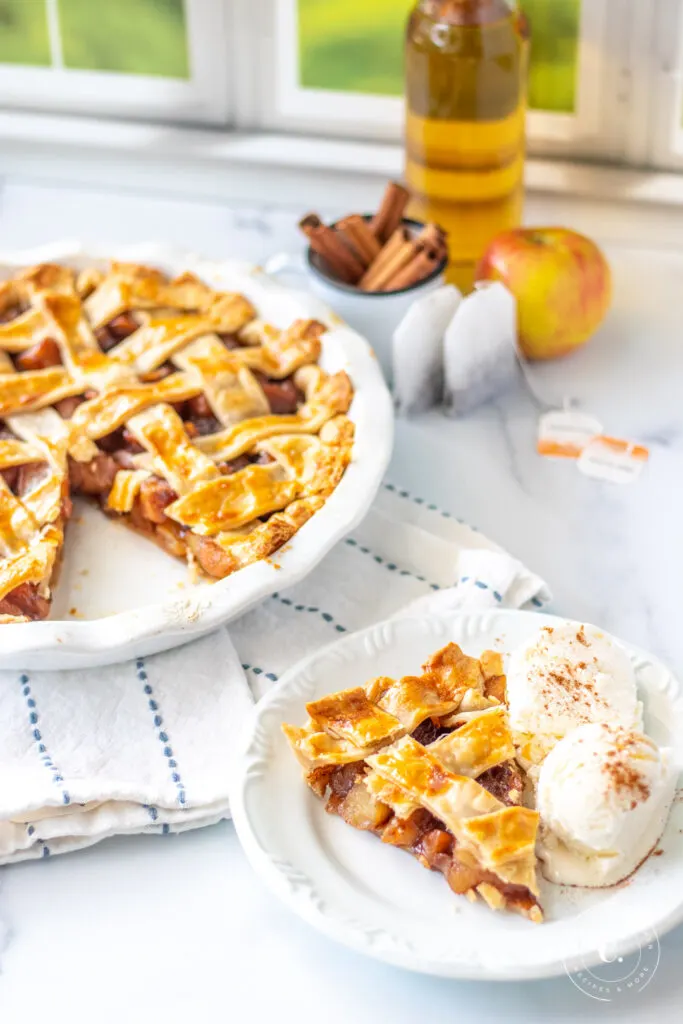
<box><xmin>476</xmin><ymin>227</ymin><xmax>612</xmax><ymax>361</ymax></box>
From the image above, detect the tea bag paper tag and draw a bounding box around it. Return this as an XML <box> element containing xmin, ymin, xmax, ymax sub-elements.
<box><xmin>537</xmin><ymin>409</ymin><xmax>603</xmax><ymax>458</ymax></box>
<box><xmin>443</xmin><ymin>281</ymin><xmax>518</xmax><ymax>416</ymax></box>
<box><xmin>393</xmin><ymin>285</ymin><xmax>462</xmax><ymax>415</ymax></box>
<box><xmin>577</xmin><ymin>436</ymin><xmax>649</xmax><ymax>484</ymax></box>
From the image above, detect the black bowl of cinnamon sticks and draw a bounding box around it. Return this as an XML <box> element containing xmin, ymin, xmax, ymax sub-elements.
<box><xmin>299</xmin><ymin>182</ymin><xmax>448</xmax><ymax>296</ymax></box>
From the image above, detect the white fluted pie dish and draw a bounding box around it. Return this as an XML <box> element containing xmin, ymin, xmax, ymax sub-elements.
<box><xmin>0</xmin><ymin>243</ymin><xmax>393</xmax><ymax>668</ymax></box>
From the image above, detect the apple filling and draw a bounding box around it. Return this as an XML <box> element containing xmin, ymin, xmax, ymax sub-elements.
<box><xmin>306</xmin><ymin>729</ymin><xmax>534</xmax><ymax>917</ymax></box>
<box><xmin>311</xmin><ymin>758</ymin><xmax>535</xmax><ymax>916</ymax></box>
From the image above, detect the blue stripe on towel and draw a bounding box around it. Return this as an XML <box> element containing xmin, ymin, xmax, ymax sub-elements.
<box><xmin>136</xmin><ymin>659</ymin><xmax>187</xmax><ymax>808</ymax></box>
<box><xmin>271</xmin><ymin>593</ymin><xmax>347</xmax><ymax>633</ymax></box>
<box><xmin>241</xmin><ymin>664</ymin><xmax>279</xmax><ymax>682</ymax></box>
<box><xmin>344</xmin><ymin>538</ymin><xmax>441</xmax><ymax>591</ymax></box>
<box><xmin>458</xmin><ymin>577</ymin><xmax>503</xmax><ymax>602</ymax></box>
<box><xmin>19</xmin><ymin>673</ymin><xmax>70</xmax><ymax>806</ymax></box>
<box><xmin>383</xmin><ymin>482</ymin><xmax>476</xmax><ymax>530</ymax></box>
<box><xmin>143</xmin><ymin>804</ymin><xmax>159</xmax><ymax>822</ymax></box>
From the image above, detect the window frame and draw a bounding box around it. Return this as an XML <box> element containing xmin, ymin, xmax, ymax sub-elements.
<box><xmin>0</xmin><ymin>0</ymin><xmax>232</xmax><ymax>126</ymax></box>
<box><xmin>247</xmin><ymin>0</ymin><xmax>616</xmax><ymax>154</ymax></box>
<box><xmin>267</xmin><ymin>0</ymin><xmax>404</xmax><ymax>139</ymax></box>
<box><xmin>648</xmin><ymin>0</ymin><xmax>683</xmax><ymax>169</ymax></box>
<box><xmin>1</xmin><ymin>0</ymin><xmax>683</xmax><ymax>177</ymax></box>
<box><xmin>525</xmin><ymin>0</ymin><xmax>607</xmax><ymax>144</ymax></box>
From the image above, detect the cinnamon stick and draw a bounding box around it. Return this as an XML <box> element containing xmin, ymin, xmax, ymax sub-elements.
<box><xmin>358</xmin><ymin>227</ymin><xmax>410</xmax><ymax>290</ymax></box>
<box><xmin>370</xmin><ymin>182</ymin><xmax>410</xmax><ymax>243</ymax></box>
<box><xmin>415</xmin><ymin>223</ymin><xmax>448</xmax><ymax>268</ymax></box>
<box><xmin>336</xmin><ymin>215</ymin><xmax>382</xmax><ymax>266</ymax></box>
<box><xmin>299</xmin><ymin>203</ymin><xmax>447</xmax><ymax>292</ymax></box>
<box><xmin>360</xmin><ymin>239</ymin><xmax>418</xmax><ymax>292</ymax></box>
<box><xmin>299</xmin><ymin>213</ymin><xmax>365</xmax><ymax>284</ymax></box>
<box><xmin>417</xmin><ymin>221</ymin><xmax>447</xmax><ymax>251</ymax></box>
<box><xmin>381</xmin><ymin>245</ymin><xmax>440</xmax><ymax>292</ymax></box>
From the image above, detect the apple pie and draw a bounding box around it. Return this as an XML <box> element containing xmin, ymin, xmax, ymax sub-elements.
<box><xmin>0</xmin><ymin>261</ymin><xmax>354</xmax><ymax>622</ymax></box>
<box><xmin>283</xmin><ymin>643</ymin><xmax>543</xmax><ymax>922</ymax></box>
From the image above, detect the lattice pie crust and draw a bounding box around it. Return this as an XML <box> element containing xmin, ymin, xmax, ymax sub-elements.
<box><xmin>0</xmin><ymin>262</ymin><xmax>354</xmax><ymax>621</ymax></box>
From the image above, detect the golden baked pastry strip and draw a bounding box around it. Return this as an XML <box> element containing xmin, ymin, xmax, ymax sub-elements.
<box><xmin>367</xmin><ymin>736</ymin><xmax>539</xmax><ymax>898</ymax></box>
<box><xmin>195</xmin><ymin>366</ymin><xmax>353</xmax><ymax>461</ymax></box>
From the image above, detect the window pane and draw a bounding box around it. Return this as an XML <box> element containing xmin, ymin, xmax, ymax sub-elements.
<box><xmin>298</xmin><ymin>0</ymin><xmax>409</xmax><ymax>95</ymax></box>
<box><xmin>523</xmin><ymin>0</ymin><xmax>580</xmax><ymax>113</ymax></box>
<box><xmin>298</xmin><ymin>0</ymin><xmax>581</xmax><ymax>113</ymax></box>
<box><xmin>0</xmin><ymin>0</ymin><xmax>51</xmax><ymax>65</ymax></box>
<box><xmin>58</xmin><ymin>0</ymin><xmax>189</xmax><ymax>78</ymax></box>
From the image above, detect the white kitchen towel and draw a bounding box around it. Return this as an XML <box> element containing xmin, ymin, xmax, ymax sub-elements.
<box><xmin>0</xmin><ymin>483</ymin><xmax>549</xmax><ymax>864</ymax></box>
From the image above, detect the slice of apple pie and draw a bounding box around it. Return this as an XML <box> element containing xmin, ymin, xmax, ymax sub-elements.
<box><xmin>283</xmin><ymin>643</ymin><xmax>542</xmax><ymax>922</ymax></box>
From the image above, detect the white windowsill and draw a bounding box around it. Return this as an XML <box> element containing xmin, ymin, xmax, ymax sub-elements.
<box><xmin>2</xmin><ymin>110</ymin><xmax>683</xmax><ymax>245</ymax></box>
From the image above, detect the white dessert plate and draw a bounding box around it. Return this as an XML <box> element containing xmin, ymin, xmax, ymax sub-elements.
<box><xmin>230</xmin><ymin>610</ymin><xmax>683</xmax><ymax>981</ymax></box>
<box><xmin>0</xmin><ymin>242</ymin><xmax>393</xmax><ymax>669</ymax></box>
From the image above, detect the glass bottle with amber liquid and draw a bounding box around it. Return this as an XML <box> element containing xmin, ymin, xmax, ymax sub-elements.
<box><xmin>405</xmin><ymin>0</ymin><xmax>529</xmax><ymax>292</ymax></box>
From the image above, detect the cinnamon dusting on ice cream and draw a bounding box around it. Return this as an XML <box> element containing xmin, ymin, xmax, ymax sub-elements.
<box><xmin>576</xmin><ymin>626</ymin><xmax>589</xmax><ymax>647</ymax></box>
<box><xmin>600</xmin><ymin>725</ymin><xmax>651</xmax><ymax>809</ymax></box>
<box><xmin>507</xmin><ymin>622</ymin><xmax>643</xmax><ymax>743</ymax></box>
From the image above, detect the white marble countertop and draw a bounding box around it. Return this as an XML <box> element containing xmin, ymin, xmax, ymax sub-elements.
<box><xmin>1</xmin><ymin>176</ymin><xmax>683</xmax><ymax>1022</ymax></box>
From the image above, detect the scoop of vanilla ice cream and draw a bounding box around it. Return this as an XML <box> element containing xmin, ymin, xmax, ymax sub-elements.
<box><xmin>507</xmin><ymin>622</ymin><xmax>642</xmax><ymax>743</ymax></box>
<box><xmin>537</xmin><ymin>722</ymin><xmax>675</xmax><ymax>886</ymax></box>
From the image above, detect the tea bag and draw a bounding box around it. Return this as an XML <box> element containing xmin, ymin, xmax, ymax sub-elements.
<box><xmin>393</xmin><ymin>285</ymin><xmax>462</xmax><ymax>415</ymax></box>
<box><xmin>577</xmin><ymin>436</ymin><xmax>649</xmax><ymax>484</ymax></box>
<box><xmin>537</xmin><ymin>407</ymin><xmax>604</xmax><ymax>459</ymax></box>
<box><xmin>443</xmin><ymin>281</ymin><xmax>519</xmax><ymax>416</ymax></box>
<box><xmin>536</xmin><ymin>406</ymin><xmax>648</xmax><ymax>484</ymax></box>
